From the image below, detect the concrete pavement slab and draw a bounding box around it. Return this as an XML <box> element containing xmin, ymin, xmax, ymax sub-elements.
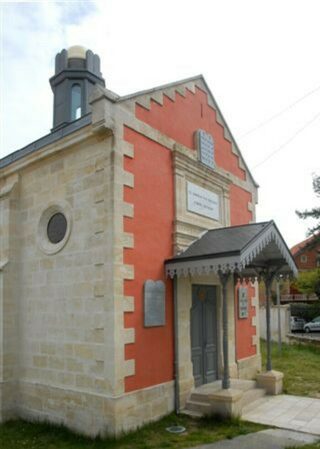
<box><xmin>242</xmin><ymin>395</ymin><xmax>320</xmax><ymax>435</ymax></box>
<box><xmin>187</xmin><ymin>429</ymin><xmax>319</xmax><ymax>449</ymax></box>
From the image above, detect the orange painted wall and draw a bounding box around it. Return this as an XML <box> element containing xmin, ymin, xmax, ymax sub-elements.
<box><xmin>235</xmin><ymin>281</ymin><xmax>257</xmax><ymax>360</ymax></box>
<box><xmin>230</xmin><ymin>184</ymin><xmax>252</xmax><ymax>226</ymax></box>
<box><xmin>123</xmin><ymin>126</ymin><xmax>174</xmax><ymax>392</ymax></box>
<box><xmin>136</xmin><ymin>87</ymin><xmax>246</xmax><ymax>181</ymax></box>
<box><xmin>123</xmin><ymin>84</ymin><xmax>257</xmax><ymax>390</ymax></box>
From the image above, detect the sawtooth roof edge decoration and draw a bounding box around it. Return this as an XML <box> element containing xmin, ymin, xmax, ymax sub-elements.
<box><xmin>165</xmin><ymin>220</ymin><xmax>298</xmax><ymax>278</ymax></box>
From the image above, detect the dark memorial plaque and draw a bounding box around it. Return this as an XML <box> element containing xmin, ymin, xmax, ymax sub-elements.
<box><xmin>196</xmin><ymin>129</ymin><xmax>215</xmax><ymax>169</ymax></box>
<box><xmin>144</xmin><ymin>280</ymin><xmax>166</xmax><ymax>327</ymax></box>
<box><xmin>238</xmin><ymin>287</ymin><xmax>248</xmax><ymax>319</ymax></box>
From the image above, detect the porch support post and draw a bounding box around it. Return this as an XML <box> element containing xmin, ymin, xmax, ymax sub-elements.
<box><xmin>260</xmin><ymin>267</ymin><xmax>280</xmax><ymax>372</ymax></box>
<box><xmin>218</xmin><ymin>270</ymin><xmax>231</xmax><ymax>389</ymax></box>
<box><xmin>257</xmin><ymin>269</ymin><xmax>285</xmax><ymax>395</ymax></box>
<box><xmin>265</xmin><ymin>277</ymin><xmax>272</xmax><ymax>371</ymax></box>
<box><xmin>173</xmin><ymin>275</ymin><xmax>180</xmax><ymax>413</ymax></box>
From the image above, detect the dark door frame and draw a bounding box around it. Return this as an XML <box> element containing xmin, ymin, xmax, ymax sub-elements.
<box><xmin>190</xmin><ymin>284</ymin><xmax>218</xmax><ymax>387</ymax></box>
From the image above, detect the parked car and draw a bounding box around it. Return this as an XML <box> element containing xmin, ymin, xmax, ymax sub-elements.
<box><xmin>304</xmin><ymin>316</ymin><xmax>320</xmax><ymax>333</ymax></box>
<box><xmin>290</xmin><ymin>316</ymin><xmax>306</xmax><ymax>332</ymax></box>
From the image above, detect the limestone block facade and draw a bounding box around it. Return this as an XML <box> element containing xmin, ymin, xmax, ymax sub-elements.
<box><xmin>0</xmin><ymin>46</ymin><xmax>262</xmax><ymax>436</ymax></box>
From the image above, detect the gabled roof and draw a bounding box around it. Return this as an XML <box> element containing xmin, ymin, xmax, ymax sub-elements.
<box><xmin>291</xmin><ymin>233</ymin><xmax>320</xmax><ymax>256</ymax></box>
<box><xmin>1</xmin><ymin>74</ymin><xmax>257</xmax><ymax>189</ymax></box>
<box><xmin>0</xmin><ymin>114</ymin><xmax>92</xmax><ymax>169</ymax></box>
<box><xmin>119</xmin><ymin>75</ymin><xmax>258</xmax><ymax>188</ymax></box>
<box><xmin>165</xmin><ymin>221</ymin><xmax>297</xmax><ymax>278</ymax></box>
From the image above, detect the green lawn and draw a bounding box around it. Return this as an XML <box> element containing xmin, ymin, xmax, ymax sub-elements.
<box><xmin>0</xmin><ymin>414</ymin><xmax>264</xmax><ymax>449</ymax></box>
<box><xmin>286</xmin><ymin>439</ymin><xmax>320</xmax><ymax>449</ymax></box>
<box><xmin>2</xmin><ymin>341</ymin><xmax>319</xmax><ymax>449</ymax></box>
<box><xmin>260</xmin><ymin>339</ymin><xmax>320</xmax><ymax>398</ymax></box>
<box><xmin>261</xmin><ymin>340</ymin><xmax>320</xmax><ymax>449</ymax></box>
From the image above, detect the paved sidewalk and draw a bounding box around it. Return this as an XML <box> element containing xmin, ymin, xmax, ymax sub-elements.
<box><xmin>188</xmin><ymin>429</ymin><xmax>318</xmax><ymax>449</ymax></box>
<box><xmin>242</xmin><ymin>394</ymin><xmax>320</xmax><ymax>435</ymax></box>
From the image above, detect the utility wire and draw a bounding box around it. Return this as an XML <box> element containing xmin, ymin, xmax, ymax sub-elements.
<box><xmin>239</xmin><ymin>84</ymin><xmax>320</xmax><ymax>139</ymax></box>
<box><xmin>253</xmin><ymin>110</ymin><xmax>320</xmax><ymax>169</ymax></box>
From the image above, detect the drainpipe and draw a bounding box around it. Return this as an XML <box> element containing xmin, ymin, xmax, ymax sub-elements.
<box><xmin>173</xmin><ymin>275</ymin><xmax>180</xmax><ymax>413</ymax></box>
<box><xmin>219</xmin><ymin>270</ymin><xmax>231</xmax><ymax>389</ymax></box>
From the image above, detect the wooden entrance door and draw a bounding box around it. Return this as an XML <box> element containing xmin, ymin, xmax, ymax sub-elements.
<box><xmin>191</xmin><ymin>285</ymin><xmax>218</xmax><ymax>387</ymax></box>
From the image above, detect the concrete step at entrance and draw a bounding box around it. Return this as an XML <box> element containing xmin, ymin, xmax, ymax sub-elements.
<box><xmin>185</xmin><ymin>399</ymin><xmax>212</xmax><ymax>415</ymax></box>
<box><xmin>189</xmin><ymin>391</ymin><xmax>213</xmax><ymax>403</ymax></box>
<box><xmin>240</xmin><ymin>388</ymin><xmax>267</xmax><ymax>414</ymax></box>
<box><xmin>240</xmin><ymin>387</ymin><xmax>267</xmax><ymax>412</ymax></box>
<box><xmin>229</xmin><ymin>379</ymin><xmax>258</xmax><ymax>392</ymax></box>
<box><xmin>180</xmin><ymin>408</ymin><xmax>203</xmax><ymax>419</ymax></box>
<box><xmin>183</xmin><ymin>379</ymin><xmax>267</xmax><ymax>418</ymax></box>
<box><xmin>241</xmin><ymin>395</ymin><xmax>270</xmax><ymax>415</ymax></box>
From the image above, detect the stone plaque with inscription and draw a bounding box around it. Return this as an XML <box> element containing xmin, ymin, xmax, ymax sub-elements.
<box><xmin>187</xmin><ymin>181</ymin><xmax>219</xmax><ymax>220</ymax></box>
<box><xmin>238</xmin><ymin>287</ymin><xmax>248</xmax><ymax>319</ymax></box>
<box><xmin>196</xmin><ymin>129</ymin><xmax>215</xmax><ymax>169</ymax></box>
<box><xmin>144</xmin><ymin>280</ymin><xmax>166</xmax><ymax>327</ymax></box>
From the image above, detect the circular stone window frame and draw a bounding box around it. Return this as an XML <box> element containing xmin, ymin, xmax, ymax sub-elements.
<box><xmin>37</xmin><ymin>201</ymin><xmax>73</xmax><ymax>255</ymax></box>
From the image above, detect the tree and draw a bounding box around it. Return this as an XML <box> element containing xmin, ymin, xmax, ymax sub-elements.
<box><xmin>292</xmin><ymin>269</ymin><xmax>320</xmax><ymax>300</ymax></box>
<box><xmin>296</xmin><ymin>174</ymin><xmax>320</xmax><ymax>239</ymax></box>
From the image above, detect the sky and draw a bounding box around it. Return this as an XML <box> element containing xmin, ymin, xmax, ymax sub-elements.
<box><xmin>0</xmin><ymin>0</ymin><xmax>319</xmax><ymax>248</ymax></box>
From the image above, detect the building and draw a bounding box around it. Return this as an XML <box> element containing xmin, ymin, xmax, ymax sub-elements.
<box><xmin>283</xmin><ymin>234</ymin><xmax>320</xmax><ymax>302</ymax></box>
<box><xmin>0</xmin><ymin>46</ymin><xmax>297</xmax><ymax>436</ymax></box>
<box><xmin>291</xmin><ymin>234</ymin><xmax>320</xmax><ymax>271</ymax></box>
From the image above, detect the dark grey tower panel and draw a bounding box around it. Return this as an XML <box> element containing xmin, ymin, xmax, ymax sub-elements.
<box><xmin>50</xmin><ymin>47</ymin><xmax>105</xmax><ymax>132</ymax></box>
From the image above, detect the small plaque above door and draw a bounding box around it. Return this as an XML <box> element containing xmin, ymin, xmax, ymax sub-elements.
<box><xmin>144</xmin><ymin>280</ymin><xmax>166</xmax><ymax>327</ymax></box>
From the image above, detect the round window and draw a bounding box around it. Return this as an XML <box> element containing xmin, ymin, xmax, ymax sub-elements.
<box><xmin>37</xmin><ymin>202</ymin><xmax>72</xmax><ymax>255</ymax></box>
<box><xmin>47</xmin><ymin>212</ymin><xmax>67</xmax><ymax>243</ymax></box>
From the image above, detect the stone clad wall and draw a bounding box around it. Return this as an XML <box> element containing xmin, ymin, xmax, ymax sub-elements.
<box><xmin>0</xmin><ymin>130</ymin><xmax>127</xmax><ymax>434</ymax></box>
<box><xmin>0</xmin><ymin>174</ymin><xmax>20</xmax><ymax>421</ymax></box>
<box><xmin>17</xmin><ymin>135</ymin><xmax>113</xmax><ymax>396</ymax></box>
<box><xmin>0</xmin><ymin>107</ymin><xmax>176</xmax><ymax>435</ymax></box>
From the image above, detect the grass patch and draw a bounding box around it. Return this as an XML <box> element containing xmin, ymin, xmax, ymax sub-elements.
<box><xmin>287</xmin><ymin>443</ymin><xmax>320</xmax><ymax>449</ymax></box>
<box><xmin>0</xmin><ymin>414</ymin><xmax>265</xmax><ymax>449</ymax></box>
<box><xmin>261</xmin><ymin>339</ymin><xmax>320</xmax><ymax>398</ymax></box>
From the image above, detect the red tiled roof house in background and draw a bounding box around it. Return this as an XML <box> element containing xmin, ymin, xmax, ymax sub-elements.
<box><xmin>287</xmin><ymin>234</ymin><xmax>320</xmax><ymax>300</ymax></box>
<box><xmin>291</xmin><ymin>234</ymin><xmax>320</xmax><ymax>271</ymax></box>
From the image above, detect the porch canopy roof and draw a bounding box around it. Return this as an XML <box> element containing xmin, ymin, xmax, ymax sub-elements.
<box><xmin>165</xmin><ymin>221</ymin><xmax>298</xmax><ymax>279</ymax></box>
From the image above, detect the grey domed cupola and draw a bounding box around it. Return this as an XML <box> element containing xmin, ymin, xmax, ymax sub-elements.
<box><xmin>50</xmin><ymin>46</ymin><xmax>105</xmax><ymax>131</ymax></box>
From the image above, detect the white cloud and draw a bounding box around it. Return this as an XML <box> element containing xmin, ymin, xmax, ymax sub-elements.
<box><xmin>1</xmin><ymin>0</ymin><xmax>320</xmax><ymax>247</ymax></box>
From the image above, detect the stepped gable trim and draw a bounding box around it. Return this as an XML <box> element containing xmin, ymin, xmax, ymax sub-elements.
<box><xmin>119</xmin><ymin>75</ymin><xmax>258</xmax><ymax>189</ymax></box>
<box><xmin>2</xmin><ymin>75</ymin><xmax>257</xmax><ymax>193</ymax></box>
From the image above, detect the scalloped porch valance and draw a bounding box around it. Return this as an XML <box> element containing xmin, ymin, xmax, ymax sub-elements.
<box><xmin>165</xmin><ymin>221</ymin><xmax>297</xmax><ymax>279</ymax></box>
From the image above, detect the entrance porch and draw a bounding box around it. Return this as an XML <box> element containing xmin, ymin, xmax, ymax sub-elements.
<box><xmin>166</xmin><ymin>221</ymin><xmax>297</xmax><ymax>417</ymax></box>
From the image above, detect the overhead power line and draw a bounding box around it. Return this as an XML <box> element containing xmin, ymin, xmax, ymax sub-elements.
<box><xmin>254</xmin><ymin>110</ymin><xmax>320</xmax><ymax>169</ymax></box>
<box><xmin>239</xmin><ymin>83</ymin><xmax>320</xmax><ymax>139</ymax></box>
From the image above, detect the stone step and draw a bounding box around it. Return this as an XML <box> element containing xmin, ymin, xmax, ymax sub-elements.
<box><xmin>189</xmin><ymin>391</ymin><xmax>213</xmax><ymax>403</ymax></box>
<box><xmin>231</xmin><ymin>379</ymin><xmax>257</xmax><ymax>392</ymax></box>
<box><xmin>185</xmin><ymin>399</ymin><xmax>212</xmax><ymax>415</ymax></box>
<box><xmin>180</xmin><ymin>408</ymin><xmax>203</xmax><ymax>418</ymax></box>
<box><xmin>241</xmin><ymin>389</ymin><xmax>267</xmax><ymax>414</ymax></box>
